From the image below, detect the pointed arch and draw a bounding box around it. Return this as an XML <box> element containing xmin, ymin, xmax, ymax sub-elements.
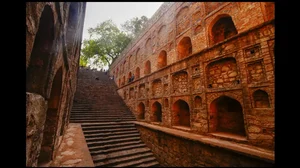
<box><xmin>209</xmin><ymin>14</ymin><xmax>237</xmax><ymax>45</ymax></box>
<box><xmin>209</xmin><ymin>96</ymin><xmax>246</xmax><ymax>136</ymax></box>
<box><xmin>253</xmin><ymin>90</ymin><xmax>270</xmax><ymax>108</ymax></box>
<box><xmin>26</xmin><ymin>5</ymin><xmax>55</xmax><ymax>98</ymax></box>
<box><xmin>177</xmin><ymin>37</ymin><xmax>192</xmax><ymax>60</ymax></box>
<box><xmin>172</xmin><ymin>99</ymin><xmax>190</xmax><ymax>127</ymax></box>
<box><xmin>157</xmin><ymin>50</ymin><xmax>167</xmax><ymax>68</ymax></box>
<box><xmin>38</xmin><ymin>67</ymin><xmax>63</xmax><ymax>165</ymax></box>
<box><xmin>137</xmin><ymin>102</ymin><xmax>145</xmax><ymax>119</ymax></box>
<box><xmin>151</xmin><ymin>101</ymin><xmax>162</xmax><ymax>122</ymax></box>
<box><xmin>144</xmin><ymin>60</ymin><xmax>151</xmax><ymax>75</ymax></box>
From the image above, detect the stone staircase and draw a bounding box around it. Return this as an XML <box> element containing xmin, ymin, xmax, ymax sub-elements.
<box><xmin>70</xmin><ymin>68</ymin><xmax>159</xmax><ymax>167</ymax></box>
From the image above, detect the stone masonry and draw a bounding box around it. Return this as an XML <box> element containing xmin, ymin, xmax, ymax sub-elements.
<box><xmin>26</xmin><ymin>2</ymin><xmax>86</xmax><ymax>167</ymax></box>
<box><xmin>109</xmin><ymin>2</ymin><xmax>275</xmax><ymax>155</ymax></box>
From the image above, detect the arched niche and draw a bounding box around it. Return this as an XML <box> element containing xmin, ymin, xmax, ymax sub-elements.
<box><xmin>26</xmin><ymin>5</ymin><xmax>55</xmax><ymax>98</ymax></box>
<box><xmin>172</xmin><ymin>99</ymin><xmax>190</xmax><ymax>127</ymax></box>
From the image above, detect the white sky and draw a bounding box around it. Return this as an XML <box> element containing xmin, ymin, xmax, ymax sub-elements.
<box><xmin>82</xmin><ymin>2</ymin><xmax>164</xmax><ymax>41</ymax></box>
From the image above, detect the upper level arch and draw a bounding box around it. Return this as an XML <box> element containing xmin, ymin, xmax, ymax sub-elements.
<box><xmin>177</xmin><ymin>36</ymin><xmax>192</xmax><ymax>60</ymax></box>
<box><xmin>208</xmin><ymin>14</ymin><xmax>237</xmax><ymax>45</ymax></box>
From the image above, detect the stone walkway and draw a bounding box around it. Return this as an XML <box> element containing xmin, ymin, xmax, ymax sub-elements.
<box><xmin>134</xmin><ymin>121</ymin><xmax>275</xmax><ymax>162</ymax></box>
<box><xmin>51</xmin><ymin>123</ymin><xmax>94</xmax><ymax>167</ymax></box>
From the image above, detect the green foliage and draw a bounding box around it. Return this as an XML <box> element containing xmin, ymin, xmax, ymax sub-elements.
<box><xmin>80</xmin><ymin>20</ymin><xmax>131</xmax><ymax>68</ymax></box>
<box><xmin>79</xmin><ymin>56</ymin><xmax>88</xmax><ymax>67</ymax></box>
<box><xmin>80</xmin><ymin>16</ymin><xmax>148</xmax><ymax>69</ymax></box>
<box><xmin>121</xmin><ymin>16</ymin><xmax>148</xmax><ymax>39</ymax></box>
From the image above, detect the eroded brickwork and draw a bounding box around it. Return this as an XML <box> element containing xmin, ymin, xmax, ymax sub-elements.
<box><xmin>26</xmin><ymin>2</ymin><xmax>86</xmax><ymax>166</ymax></box>
<box><xmin>109</xmin><ymin>1</ymin><xmax>274</xmax><ymax>162</ymax></box>
<box><xmin>206</xmin><ymin>57</ymin><xmax>240</xmax><ymax>88</ymax></box>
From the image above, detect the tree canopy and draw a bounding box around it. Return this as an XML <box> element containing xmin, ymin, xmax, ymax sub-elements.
<box><xmin>121</xmin><ymin>16</ymin><xmax>148</xmax><ymax>39</ymax></box>
<box><xmin>80</xmin><ymin>16</ymin><xmax>148</xmax><ymax>69</ymax></box>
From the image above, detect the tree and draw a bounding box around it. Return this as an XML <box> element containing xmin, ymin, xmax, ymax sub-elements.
<box><xmin>79</xmin><ymin>56</ymin><xmax>88</xmax><ymax>67</ymax></box>
<box><xmin>121</xmin><ymin>16</ymin><xmax>148</xmax><ymax>39</ymax></box>
<box><xmin>80</xmin><ymin>16</ymin><xmax>149</xmax><ymax>69</ymax></box>
<box><xmin>80</xmin><ymin>20</ymin><xmax>131</xmax><ymax>68</ymax></box>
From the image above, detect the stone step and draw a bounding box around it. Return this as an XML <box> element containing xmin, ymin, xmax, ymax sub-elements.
<box><xmin>87</xmin><ymin>137</ymin><xmax>141</xmax><ymax>147</ymax></box>
<box><xmin>71</xmin><ymin>113</ymin><xmax>132</xmax><ymax>116</ymax></box>
<box><xmin>71</xmin><ymin>107</ymin><xmax>129</xmax><ymax>110</ymax></box>
<box><xmin>85</xmin><ymin>133</ymin><xmax>141</xmax><ymax>142</ymax></box>
<box><xmin>70</xmin><ymin>119</ymin><xmax>135</xmax><ymax>123</ymax></box>
<box><xmin>71</xmin><ymin>110</ymin><xmax>131</xmax><ymax>114</ymax></box>
<box><xmin>71</xmin><ymin>110</ymin><xmax>130</xmax><ymax>112</ymax></box>
<box><xmin>71</xmin><ymin>114</ymin><xmax>134</xmax><ymax>118</ymax></box>
<box><xmin>83</xmin><ymin>127</ymin><xmax>137</xmax><ymax>134</ymax></box>
<box><xmin>88</xmin><ymin>140</ymin><xmax>142</xmax><ymax>152</ymax></box>
<box><xmin>93</xmin><ymin>147</ymin><xmax>151</xmax><ymax>166</ymax></box>
<box><xmin>71</xmin><ymin>113</ymin><xmax>133</xmax><ymax>116</ymax></box>
<box><xmin>72</xmin><ymin>105</ymin><xmax>126</xmax><ymax>107</ymax></box>
<box><xmin>71</xmin><ymin>114</ymin><xmax>134</xmax><ymax>117</ymax></box>
<box><xmin>84</xmin><ymin>130</ymin><xmax>139</xmax><ymax>138</ymax></box>
<box><xmin>95</xmin><ymin>152</ymin><xmax>154</xmax><ymax>167</ymax></box>
<box><xmin>134</xmin><ymin>161</ymin><xmax>160</xmax><ymax>167</ymax></box>
<box><xmin>112</xmin><ymin>156</ymin><xmax>157</xmax><ymax>167</ymax></box>
<box><xmin>81</xmin><ymin>124</ymin><xmax>135</xmax><ymax>130</ymax></box>
<box><xmin>90</xmin><ymin>143</ymin><xmax>146</xmax><ymax>155</ymax></box>
<box><xmin>81</xmin><ymin>121</ymin><xmax>133</xmax><ymax>126</ymax></box>
<box><xmin>70</xmin><ymin>116</ymin><xmax>135</xmax><ymax>120</ymax></box>
<box><xmin>71</xmin><ymin>114</ymin><xmax>133</xmax><ymax>117</ymax></box>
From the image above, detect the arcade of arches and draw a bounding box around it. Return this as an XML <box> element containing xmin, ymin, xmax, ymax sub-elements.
<box><xmin>110</xmin><ymin>2</ymin><xmax>275</xmax><ymax>161</ymax></box>
<box><xmin>26</xmin><ymin>2</ymin><xmax>85</xmax><ymax>167</ymax></box>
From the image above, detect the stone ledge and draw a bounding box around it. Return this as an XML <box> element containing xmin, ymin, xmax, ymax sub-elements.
<box><xmin>132</xmin><ymin>121</ymin><xmax>274</xmax><ymax>163</ymax></box>
<box><xmin>51</xmin><ymin>123</ymin><xmax>94</xmax><ymax>167</ymax></box>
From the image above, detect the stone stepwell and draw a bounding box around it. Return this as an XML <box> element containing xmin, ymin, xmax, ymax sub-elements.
<box><xmin>70</xmin><ymin>68</ymin><xmax>160</xmax><ymax>167</ymax></box>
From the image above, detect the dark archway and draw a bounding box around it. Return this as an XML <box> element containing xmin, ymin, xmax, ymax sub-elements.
<box><xmin>144</xmin><ymin>60</ymin><xmax>151</xmax><ymax>75</ymax></box>
<box><xmin>151</xmin><ymin>102</ymin><xmax>162</xmax><ymax>122</ymax></box>
<box><xmin>209</xmin><ymin>96</ymin><xmax>246</xmax><ymax>136</ymax></box>
<box><xmin>194</xmin><ymin>96</ymin><xmax>202</xmax><ymax>108</ymax></box>
<box><xmin>137</xmin><ymin>102</ymin><xmax>145</xmax><ymax>119</ymax></box>
<box><xmin>164</xmin><ymin>98</ymin><xmax>169</xmax><ymax>108</ymax></box>
<box><xmin>157</xmin><ymin>50</ymin><xmax>167</xmax><ymax>69</ymax></box>
<box><xmin>253</xmin><ymin>90</ymin><xmax>270</xmax><ymax>108</ymax></box>
<box><xmin>38</xmin><ymin>67</ymin><xmax>63</xmax><ymax>165</ymax></box>
<box><xmin>128</xmin><ymin>72</ymin><xmax>132</xmax><ymax>83</ymax></box>
<box><xmin>135</xmin><ymin>67</ymin><xmax>140</xmax><ymax>79</ymax></box>
<box><xmin>177</xmin><ymin>37</ymin><xmax>192</xmax><ymax>60</ymax></box>
<box><xmin>122</xmin><ymin>76</ymin><xmax>125</xmax><ymax>86</ymax></box>
<box><xmin>172</xmin><ymin>99</ymin><xmax>190</xmax><ymax>127</ymax></box>
<box><xmin>211</xmin><ymin>15</ymin><xmax>237</xmax><ymax>44</ymax></box>
<box><xmin>136</xmin><ymin>48</ymin><xmax>141</xmax><ymax>62</ymax></box>
<box><xmin>26</xmin><ymin>5</ymin><xmax>54</xmax><ymax>97</ymax></box>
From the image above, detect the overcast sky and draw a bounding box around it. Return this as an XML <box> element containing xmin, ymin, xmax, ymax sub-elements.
<box><xmin>82</xmin><ymin>2</ymin><xmax>164</xmax><ymax>41</ymax></box>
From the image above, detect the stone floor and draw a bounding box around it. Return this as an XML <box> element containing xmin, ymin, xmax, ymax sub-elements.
<box><xmin>51</xmin><ymin>123</ymin><xmax>94</xmax><ymax>167</ymax></box>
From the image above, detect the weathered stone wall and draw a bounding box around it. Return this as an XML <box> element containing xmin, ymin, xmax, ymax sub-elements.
<box><xmin>26</xmin><ymin>2</ymin><xmax>86</xmax><ymax>166</ymax></box>
<box><xmin>136</xmin><ymin>125</ymin><xmax>273</xmax><ymax>167</ymax></box>
<box><xmin>110</xmin><ymin>2</ymin><xmax>274</xmax><ymax>151</ymax></box>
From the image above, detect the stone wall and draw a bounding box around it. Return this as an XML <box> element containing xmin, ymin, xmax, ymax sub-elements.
<box><xmin>109</xmin><ymin>2</ymin><xmax>275</xmax><ymax>151</ymax></box>
<box><xmin>136</xmin><ymin>125</ymin><xmax>273</xmax><ymax>167</ymax></box>
<box><xmin>26</xmin><ymin>2</ymin><xmax>86</xmax><ymax>166</ymax></box>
